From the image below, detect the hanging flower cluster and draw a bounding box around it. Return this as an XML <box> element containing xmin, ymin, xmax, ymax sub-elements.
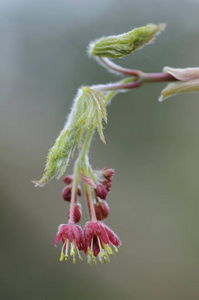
<box><xmin>55</xmin><ymin>167</ymin><xmax>121</xmax><ymax>265</ymax></box>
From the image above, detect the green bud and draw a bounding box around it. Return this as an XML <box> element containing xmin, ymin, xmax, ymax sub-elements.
<box><xmin>89</xmin><ymin>23</ymin><xmax>166</xmax><ymax>59</ymax></box>
<box><xmin>33</xmin><ymin>87</ymin><xmax>107</xmax><ymax>186</ymax></box>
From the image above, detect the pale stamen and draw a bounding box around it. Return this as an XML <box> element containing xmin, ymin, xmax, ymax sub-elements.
<box><xmin>65</xmin><ymin>239</ymin><xmax>69</xmax><ymax>260</ymax></box>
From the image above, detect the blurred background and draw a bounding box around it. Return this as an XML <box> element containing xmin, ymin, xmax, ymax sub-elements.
<box><xmin>1</xmin><ymin>0</ymin><xmax>199</xmax><ymax>299</ymax></box>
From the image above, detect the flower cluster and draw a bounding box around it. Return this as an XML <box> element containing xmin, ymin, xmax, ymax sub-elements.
<box><xmin>55</xmin><ymin>167</ymin><xmax>121</xmax><ymax>265</ymax></box>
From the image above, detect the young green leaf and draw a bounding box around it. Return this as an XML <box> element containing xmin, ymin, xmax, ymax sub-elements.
<box><xmin>33</xmin><ymin>87</ymin><xmax>107</xmax><ymax>186</ymax></box>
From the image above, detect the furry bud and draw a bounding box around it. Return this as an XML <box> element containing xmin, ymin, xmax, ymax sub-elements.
<box><xmin>89</xmin><ymin>23</ymin><xmax>166</xmax><ymax>59</ymax></box>
<box><xmin>95</xmin><ymin>184</ymin><xmax>108</xmax><ymax>200</ymax></box>
<box><xmin>94</xmin><ymin>201</ymin><xmax>109</xmax><ymax>220</ymax></box>
<box><xmin>63</xmin><ymin>175</ymin><xmax>73</xmax><ymax>185</ymax></box>
<box><xmin>62</xmin><ymin>186</ymin><xmax>72</xmax><ymax>202</ymax></box>
<box><xmin>68</xmin><ymin>203</ymin><xmax>82</xmax><ymax>223</ymax></box>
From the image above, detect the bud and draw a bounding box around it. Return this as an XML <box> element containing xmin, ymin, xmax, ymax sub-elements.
<box><xmin>102</xmin><ymin>179</ymin><xmax>112</xmax><ymax>192</ymax></box>
<box><xmin>102</xmin><ymin>166</ymin><xmax>114</xmax><ymax>179</ymax></box>
<box><xmin>33</xmin><ymin>87</ymin><xmax>107</xmax><ymax>186</ymax></box>
<box><xmin>89</xmin><ymin>23</ymin><xmax>166</xmax><ymax>59</ymax></box>
<box><xmin>62</xmin><ymin>185</ymin><xmax>81</xmax><ymax>201</ymax></box>
<box><xmin>68</xmin><ymin>203</ymin><xmax>82</xmax><ymax>223</ymax></box>
<box><xmin>94</xmin><ymin>201</ymin><xmax>109</xmax><ymax>220</ymax></box>
<box><xmin>63</xmin><ymin>175</ymin><xmax>73</xmax><ymax>185</ymax></box>
<box><xmin>62</xmin><ymin>186</ymin><xmax>72</xmax><ymax>202</ymax></box>
<box><xmin>95</xmin><ymin>184</ymin><xmax>108</xmax><ymax>200</ymax></box>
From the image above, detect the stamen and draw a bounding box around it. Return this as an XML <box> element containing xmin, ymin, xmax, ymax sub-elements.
<box><xmin>113</xmin><ymin>245</ymin><xmax>118</xmax><ymax>253</ymax></box>
<box><xmin>98</xmin><ymin>255</ymin><xmax>104</xmax><ymax>264</ymax></box>
<box><xmin>76</xmin><ymin>247</ymin><xmax>83</xmax><ymax>261</ymax></box>
<box><xmin>65</xmin><ymin>240</ymin><xmax>69</xmax><ymax>260</ymax></box>
<box><xmin>88</xmin><ymin>256</ymin><xmax>92</xmax><ymax>266</ymax></box>
<box><xmin>97</xmin><ymin>237</ymin><xmax>110</xmax><ymax>264</ymax></box>
<box><xmin>90</xmin><ymin>238</ymin><xmax>94</xmax><ymax>254</ymax></box>
<box><xmin>87</xmin><ymin>245</ymin><xmax>96</xmax><ymax>265</ymax></box>
<box><xmin>102</xmin><ymin>243</ymin><xmax>113</xmax><ymax>255</ymax></box>
<box><xmin>60</xmin><ymin>251</ymin><xmax>65</xmax><ymax>261</ymax></box>
<box><xmin>60</xmin><ymin>240</ymin><xmax>66</xmax><ymax>261</ymax></box>
<box><xmin>97</xmin><ymin>236</ymin><xmax>103</xmax><ymax>253</ymax></box>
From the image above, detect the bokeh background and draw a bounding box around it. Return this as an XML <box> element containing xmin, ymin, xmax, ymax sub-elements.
<box><xmin>1</xmin><ymin>0</ymin><xmax>199</xmax><ymax>299</ymax></box>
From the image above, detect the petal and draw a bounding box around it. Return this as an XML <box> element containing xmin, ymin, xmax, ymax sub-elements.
<box><xmin>73</xmin><ymin>225</ymin><xmax>85</xmax><ymax>250</ymax></box>
<box><xmin>159</xmin><ymin>79</ymin><xmax>199</xmax><ymax>102</ymax></box>
<box><xmin>84</xmin><ymin>222</ymin><xmax>95</xmax><ymax>249</ymax></box>
<box><xmin>65</xmin><ymin>223</ymin><xmax>75</xmax><ymax>243</ymax></box>
<box><xmin>96</xmin><ymin>222</ymin><xmax>109</xmax><ymax>245</ymax></box>
<box><xmin>164</xmin><ymin>66</ymin><xmax>199</xmax><ymax>81</ymax></box>
<box><xmin>54</xmin><ymin>224</ymin><xmax>67</xmax><ymax>245</ymax></box>
<box><xmin>104</xmin><ymin>225</ymin><xmax>121</xmax><ymax>247</ymax></box>
<box><xmin>93</xmin><ymin>236</ymin><xmax>100</xmax><ymax>257</ymax></box>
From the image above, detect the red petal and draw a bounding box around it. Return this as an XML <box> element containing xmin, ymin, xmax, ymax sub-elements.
<box><xmin>54</xmin><ymin>224</ymin><xmax>67</xmax><ymax>245</ymax></box>
<box><xmin>104</xmin><ymin>225</ymin><xmax>121</xmax><ymax>247</ymax></box>
<box><xmin>95</xmin><ymin>222</ymin><xmax>109</xmax><ymax>245</ymax></box>
<box><xmin>84</xmin><ymin>222</ymin><xmax>95</xmax><ymax>249</ymax></box>
<box><xmin>93</xmin><ymin>235</ymin><xmax>100</xmax><ymax>257</ymax></box>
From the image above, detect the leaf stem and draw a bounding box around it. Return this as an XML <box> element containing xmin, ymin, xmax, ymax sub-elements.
<box><xmin>98</xmin><ymin>57</ymin><xmax>142</xmax><ymax>77</ymax></box>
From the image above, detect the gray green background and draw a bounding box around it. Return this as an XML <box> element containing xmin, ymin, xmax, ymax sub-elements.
<box><xmin>1</xmin><ymin>0</ymin><xmax>199</xmax><ymax>299</ymax></box>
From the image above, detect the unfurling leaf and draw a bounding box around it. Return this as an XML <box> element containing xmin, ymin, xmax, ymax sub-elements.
<box><xmin>33</xmin><ymin>87</ymin><xmax>107</xmax><ymax>186</ymax></box>
<box><xmin>163</xmin><ymin>66</ymin><xmax>199</xmax><ymax>81</ymax></box>
<box><xmin>159</xmin><ymin>79</ymin><xmax>199</xmax><ymax>102</ymax></box>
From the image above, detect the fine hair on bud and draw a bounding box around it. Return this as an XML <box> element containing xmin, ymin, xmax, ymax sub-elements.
<box><xmin>88</xmin><ymin>23</ymin><xmax>166</xmax><ymax>59</ymax></box>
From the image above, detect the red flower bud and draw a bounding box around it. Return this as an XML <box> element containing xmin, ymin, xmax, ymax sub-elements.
<box><xmin>102</xmin><ymin>180</ymin><xmax>112</xmax><ymax>191</ymax></box>
<box><xmin>63</xmin><ymin>175</ymin><xmax>73</xmax><ymax>185</ymax></box>
<box><xmin>62</xmin><ymin>186</ymin><xmax>82</xmax><ymax>202</ymax></box>
<box><xmin>94</xmin><ymin>201</ymin><xmax>109</xmax><ymax>220</ymax></box>
<box><xmin>95</xmin><ymin>184</ymin><xmax>108</xmax><ymax>200</ymax></box>
<box><xmin>102</xmin><ymin>167</ymin><xmax>114</xmax><ymax>179</ymax></box>
<box><xmin>68</xmin><ymin>203</ymin><xmax>82</xmax><ymax>223</ymax></box>
<box><xmin>62</xmin><ymin>186</ymin><xmax>72</xmax><ymax>202</ymax></box>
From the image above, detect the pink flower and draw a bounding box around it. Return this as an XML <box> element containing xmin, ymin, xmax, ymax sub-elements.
<box><xmin>55</xmin><ymin>223</ymin><xmax>84</xmax><ymax>263</ymax></box>
<box><xmin>84</xmin><ymin>221</ymin><xmax>121</xmax><ymax>265</ymax></box>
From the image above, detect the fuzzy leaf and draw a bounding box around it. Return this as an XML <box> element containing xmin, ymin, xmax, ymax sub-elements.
<box><xmin>33</xmin><ymin>87</ymin><xmax>107</xmax><ymax>186</ymax></box>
